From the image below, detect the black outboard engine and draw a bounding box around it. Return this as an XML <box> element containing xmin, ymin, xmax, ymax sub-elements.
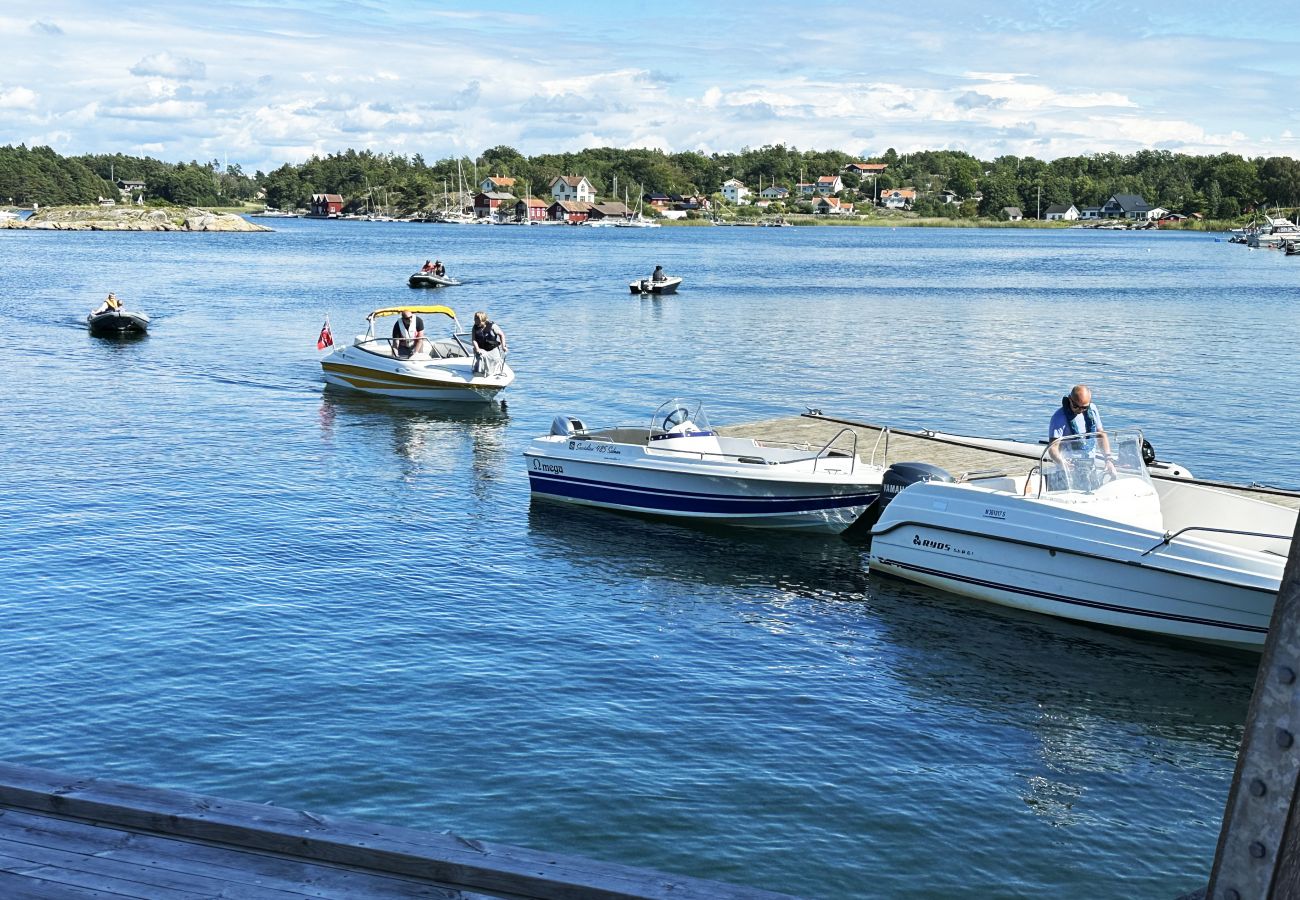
<box><xmin>853</xmin><ymin>462</ymin><xmax>954</xmax><ymax>535</ymax></box>
<box><xmin>1141</xmin><ymin>438</ymin><xmax>1156</xmax><ymax>467</ymax></box>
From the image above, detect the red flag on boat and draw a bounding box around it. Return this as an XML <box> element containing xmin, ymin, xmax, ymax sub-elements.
<box><xmin>316</xmin><ymin>318</ymin><xmax>333</xmax><ymax>350</ymax></box>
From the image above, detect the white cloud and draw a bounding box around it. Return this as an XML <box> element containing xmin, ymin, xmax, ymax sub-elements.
<box><xmin>130</xmin><ymin>52</ymin><xmax>206</xmax><ymax>81</ymax></box>
<box><xmin>0</xmin><ymin>86</ymin><xmax>39</xmax><ymax>109</ymax></box>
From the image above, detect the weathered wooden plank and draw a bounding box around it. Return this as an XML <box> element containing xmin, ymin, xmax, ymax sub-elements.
<box><xmin>0</xmin><ymin>835</ymin><xmax>246</xmax><ymax>898</ymax></box>
<box><xmin>0</xmin><ymin>868</ymin><xmax>135</xmax><ymax>899</ymax></box>
<box><xmin>0</xmin><ymin>808</ymin><xmax>461</xmax><ymax>899</ymax></box>
<box><xmin>0</xmin><ymin>764</ymin><xmax>799</xmax><ymax>900</ymax></box>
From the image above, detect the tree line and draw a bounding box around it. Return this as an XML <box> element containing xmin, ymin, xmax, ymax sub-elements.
<box><xmin>2</xmin><ymin>142</ymin><xmax>1298</xmax><ymax>220</ymax></box>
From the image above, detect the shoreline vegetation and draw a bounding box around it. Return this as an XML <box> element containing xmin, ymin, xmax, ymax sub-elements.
<box><xmin>2</xmin><ymin>141</ymin><xmax>1293</xmax><ymax>231</ymax></box>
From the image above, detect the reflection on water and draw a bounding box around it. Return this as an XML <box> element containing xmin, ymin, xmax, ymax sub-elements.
<box><xmin>865</xmin><ymin>576</ymin><xmax>1253</xmax><ymax>826</ymax></box>
<box><xmin>527</xmin><ymin>500</ymin><xmax>870</xmax><ymax>601</ymax></box>
<box><xmin>319</xmin><ymin>391</ymin><xmax>509</xmax><ymax>480</ymax></box>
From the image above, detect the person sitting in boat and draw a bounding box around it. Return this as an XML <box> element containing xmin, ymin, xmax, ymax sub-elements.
<box><xmin>432</xmin><ymin>260</ymin><xmax>446</xmax><ymax>277</ymax></box>
<box><xmin>420</xmin><ymin>260</ymin><xmax>435</xmax><ymax>273</ymax></box>
<box><xmin>471</xmin><ymin>311</ymin><xmax>508</xmax><ymax>376</ymax></box>
<box><xmin>391</xmin><ymin>309</ymin><xmax>425</xmax><ymax>358</ymax></box>
<box><xmin>91</xmin><ymin>292</ymin><xmax>122</xmax><ymax>315</ymax></box>
<box><xmin>1046</xmin><ymin>384</ymin><xmax>1116</xmax><ymax>489</ymax></box>
<box><xmin>650</xmin><ymin>265</ymin><xmax>667</xmax><ymax>282</ymax></box>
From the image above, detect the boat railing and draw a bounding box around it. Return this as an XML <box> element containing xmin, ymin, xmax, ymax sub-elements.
<box><xmin>1140</xmin><ymin>526</ymin><xmax>1295</xmax><ymax>557</ymax></box>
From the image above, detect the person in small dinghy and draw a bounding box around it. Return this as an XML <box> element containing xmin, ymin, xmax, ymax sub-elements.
<box><xmin>471</xmin><ymin>311</ymin><xmax>508</xmax><ymax>376</ymax></box>
<box><xmin>420</xmin><ymin>260</ymin><xmax>435</xmax><ymax>273</ymax></box>
<box><xmin>650</xmin><ymin>265</ymin><xmax>667</xmax><ymax>282</ymax></box>
<box><xmin>391</xmin><ymin>309</ymin><xmax>424</xmax><ymax>358</ymax></box>
<box><xmin>1046</xmin><ymin>384</ymin><xmax>1116</xmax><ymax>490</ymax></box>
<box><xmin>91</xmin><ymin>292</ymin><xmax>122</xmax><ymax>315</ymax></box>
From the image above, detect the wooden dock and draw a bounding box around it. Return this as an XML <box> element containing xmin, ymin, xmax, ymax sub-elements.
<box><xmin>720</xmin><ymin>412</ymin><xmax>1300</xmax><ymax>510</ymax></box>
<box><xmin>0</xmin><ymin>763</ymin><xmax>800</xmax><ymax>900</ymax></box>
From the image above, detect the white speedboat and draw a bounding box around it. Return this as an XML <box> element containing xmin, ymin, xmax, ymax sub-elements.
<box><xmin>630</xmin><ymin>276</ymin><xmax>682</xmax><ymax>294</ymax></box>
<box><xmin>524</xmin><ymin>399</ymin><xmax>885</xmax><ymax>533</ymax></box>
<box><xmin>319</xmin><ymin>305</ymin><xmax>513</xmax><ymax>402</ymax></box>
<box><xmin>868</xmin><ymin>430</ymin><xmax>1296</xmax><ymax>651</ymax></box>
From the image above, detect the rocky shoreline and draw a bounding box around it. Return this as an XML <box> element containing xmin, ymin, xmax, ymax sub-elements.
<box><xmin>2</xmin><ymin>206</ymin><xmax>272</xmax><ymax>232</ymax></box>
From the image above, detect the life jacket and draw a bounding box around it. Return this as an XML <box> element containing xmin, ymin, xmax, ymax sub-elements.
<box><xmin>474</xmin><ymin>321</ymin><xmax>500</xmax><ymax>350</ymax></box>
<box><xmin>105</xmin><ymin>296</ymin><xmax>121</xmax><ymax>310</ymax></box>
<box><xmin>1061</xmin><ymin>396</ymin><xmax>1099</xmax><ymax>435</ymax></box>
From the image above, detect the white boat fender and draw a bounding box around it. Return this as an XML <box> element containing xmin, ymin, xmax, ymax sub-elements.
<box><xmin>550</xmin><ymin>415</ymin><xmax>587</xmax><ymax>436</ymax></box>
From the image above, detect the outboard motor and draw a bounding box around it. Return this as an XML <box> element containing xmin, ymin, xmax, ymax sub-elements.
<box><xmin>853</xmin><ymin>462</ymin><xmax>954</xmax><ymax>535</ymax></box>
<box><xmin>549</xmin><ymin>415</ymin><xmax>587</xmax><ymax>437</ymax></box>
<box><xmin>1141</xmin><ymin>438</ymin><xmax>1156</xmax><ymax>467</ymax></box>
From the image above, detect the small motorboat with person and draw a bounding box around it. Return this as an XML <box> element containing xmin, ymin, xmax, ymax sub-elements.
<box><xmin>524</xmin><ymin>399</ymin><xmax>886</xmax><ymax>533</ymax></box>
<box><xmin>86</xmin><ymin>292</ymin><xmax>149</xmax><ymax>336</ymax></box>
<box><xmin>318</xmin><ymin>305</ymin><xmax>513</xmax><ymax>403</ymax></box>
<box><xmin>630</xmin><ymin>266</ymin><xmax>681</xmax><ymax>295</ymax></box>
<box><xmin>867</xmin><ymin>429</ymin><xmax>1296</xmax><ymax>651</ymax></box>
<box><xmin>408</xmin><ymin>260</ymin><xmax>460</xmax><ymax>288</ymax></box>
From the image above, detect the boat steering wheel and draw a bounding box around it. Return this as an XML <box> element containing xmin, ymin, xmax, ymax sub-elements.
<box><xmin>661</xmin><ymin>407</ymin><xmax>692</xmax><ymax>431</ymax></box>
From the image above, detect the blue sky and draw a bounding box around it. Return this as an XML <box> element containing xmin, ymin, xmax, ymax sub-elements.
<box><xmin>2</xmin><ymin>1</ymin><xmax>1298</xmax><ymax>172</ymax></box>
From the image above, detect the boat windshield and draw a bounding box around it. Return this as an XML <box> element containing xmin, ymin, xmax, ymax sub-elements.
<box><xmin>649</xmin><ymin>399</ymin><xmax>712</xmax><ymax>436</ymax></box>
<box><xmin>1039</xmin><ymin>428</ymin><xmax>1151</xmax><ymax>494</ymax></box>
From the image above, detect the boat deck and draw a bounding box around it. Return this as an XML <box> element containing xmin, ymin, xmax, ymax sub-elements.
<box><xmin>719</xmin><ymin>413</ymin><xmax>1300</xmax><ymax>510</ymax></box>
<box><xmin>0</xmin><ymin>763</ymin><xmax>797</xmax><ymax>900</ymax></box>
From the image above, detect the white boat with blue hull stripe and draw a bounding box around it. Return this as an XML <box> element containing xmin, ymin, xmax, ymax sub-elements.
<box><xmin>524</xmin><ymin>400</ymin><xmax>886</xmax><ymax>533</ymax></box>
<box><xmin>868</xmin><ymin>430</ymin><xmax>1296</xmax><ymax>651</ymax></box>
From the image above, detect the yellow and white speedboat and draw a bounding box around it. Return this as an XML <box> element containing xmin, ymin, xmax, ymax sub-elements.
<box><xmin>319</xmin><ymin>305</ymin><xmax>514</xmax><ymax>402</ymax></box>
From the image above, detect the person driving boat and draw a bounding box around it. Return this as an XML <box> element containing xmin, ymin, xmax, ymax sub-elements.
<box><xmin>1046</xmin><ymin>384</ymin><xmax>1116</xmax><ymax>490</ymax></box>
<box><xmin>391</xmin><ymin>309</ymin><xmax>425</xmax><ymax>358</ymax></box>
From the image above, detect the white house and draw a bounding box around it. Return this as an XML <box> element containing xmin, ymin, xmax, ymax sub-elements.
<box><xmin>879</xmin><ymin>188</ymin><xmax>916</xmax><ymax>209</ymax></box>
<box><xmin>814</xmin><ymin>175</ymin><xmax>843</xmax><ymax>195</ymax></box>
<box><xmin>721</xmin><ymin>178</ymin><xmax>750</xmax><ymax>204</ymax></box>
<box><xmin>1043</xmin><ymin>203</ymin><xmax>1079</xmax><ymax>221</ymax></box>
<box><xmin>759</xmin><ymin>185</ymin><xmax>790</xmax><ymax>200</ymax></box>
<box><xmin>1079</xmin><ymin>206</ymin><xmax>1102</xmax><ymax>220</ymax></box>
<box><xmin>1002</xmin><ymin>206</ymin><xmax>1024</xmax><ymax>221</ymax></box>
<box><xmin>550</xmin><ymin>176</ymin><xmax>596</xmax><ymax>203</ymax></box>
<box><xmin>1146</xmin><ymin>206</ymin><xmax>1171</xmax><ymax>221</ymax></box>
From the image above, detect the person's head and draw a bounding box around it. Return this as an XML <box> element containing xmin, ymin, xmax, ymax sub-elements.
<box><xmin>107</xmin><ymin>292</ymin><xmax>115</xmax><ymax>299</ymax></box>
<box><xmin>473</xmin><ymin>311</ymin><xmax>487</xmax><ymax>325</ymax></box>
<box><xmin>435</xmin><ymin>260</ymin><xmax>441</xmax><ymax>265</ymax></box>
<box><xmin>1068</xmin><ymin>384</ymin><xmax>1092</xmax><ymax>413</ymax></box>
<box><xmin>401</xmin><ymin>309</ymin><xmax>413</xmax><ymax>322</ymax></box>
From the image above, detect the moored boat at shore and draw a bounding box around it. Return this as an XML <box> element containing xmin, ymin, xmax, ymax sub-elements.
<box><xmin>524</xmin><ymin>399</ymin><xmax>885</xmax><ymax>533</ymax></box>
<box><xmin>868</xmin><ymin>429</ymin><xmax>1296</xmax><ymax>651</ymax></box>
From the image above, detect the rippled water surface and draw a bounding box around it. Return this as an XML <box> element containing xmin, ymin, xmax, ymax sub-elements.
<box><xmin>1</xmin><ymin>220</ymin><xmax>1296</xmax><ymax>898</ymax></box>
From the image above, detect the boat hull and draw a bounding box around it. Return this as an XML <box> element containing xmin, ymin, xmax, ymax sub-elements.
<box><xmin>630</xmin><ymin>277</ymin><xmax>681</xmax><ymax>295</ymax></box>
<box><xmin>87</xmin><ymin>310</ymin><xmax>150</xmax><ymax>335</ymax></box>
<box><xmin>320</xmin><ymin>349</ymin><xmax>510</xmax><ymax>402</ymax></box>
<box><xmin>869</xmin><ymin>482</ymin><xmax>1285</xmax><ymax>650</ymax></box>
<box><xmin>408</xmin><ymin>273</ymin><xmax>460</xmax><ymax>288</ymax></box>
<box><xmin>525</xmin><ymin>445</ymin><xmax>878</xmax><ymax>533</ymax></box>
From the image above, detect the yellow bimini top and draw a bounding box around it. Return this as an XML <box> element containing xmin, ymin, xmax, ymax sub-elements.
<box><xmin>368</xmin><ymin>305</ymin><xmax>457</xmax><ymax>320</ymax></box>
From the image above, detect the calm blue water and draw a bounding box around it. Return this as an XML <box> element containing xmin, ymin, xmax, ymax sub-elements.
<box><xmin>1</xmin><ymin>220</ymin><xmax>1296</xmax><ymax>898</ymax></box>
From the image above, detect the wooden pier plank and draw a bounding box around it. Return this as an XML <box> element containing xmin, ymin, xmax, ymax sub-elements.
<box><xmin>0</xmin><ymin>764</ymin><xmax>798</xmax><ymax>900</ymax></box>
<box><xmin>0</xmin><ymin>808</ymin><xmax>461</xmax><ymax>899</ymax></box>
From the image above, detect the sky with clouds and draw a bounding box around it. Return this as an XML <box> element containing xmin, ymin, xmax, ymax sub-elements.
<box><xmin>2</xmin><ymin>0</ymin><xmax>1299</xmax><ymax>173</ymax></box>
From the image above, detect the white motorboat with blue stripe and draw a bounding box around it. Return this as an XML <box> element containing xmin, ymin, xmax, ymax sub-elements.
<box><xmin>524</xmin><ymin>400</ymin><xmax>885</xmax><ymax>533</ymax></box>
<box><xmin>868</xmin><ymin>429</ymin><xmax>1296</xmax><ymax>651</ymax></box>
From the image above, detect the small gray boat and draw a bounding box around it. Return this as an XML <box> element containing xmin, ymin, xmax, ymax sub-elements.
<box><xmin>408</xmin><ymin>272</ymin><xmax>462</xmax><ymax>288</ymax></box>
<box><xmin>87</xmin><ymin>309</ymin><xmax>150</xmax><ymax>336</ymax></box>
